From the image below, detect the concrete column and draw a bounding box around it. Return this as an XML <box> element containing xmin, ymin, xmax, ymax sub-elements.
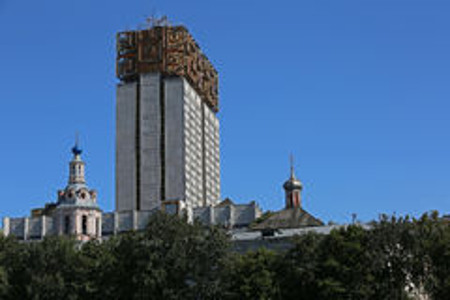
<box><xmin>24</xmin><ymin>218</ymin><xmax>29</xmax><ymax>241</ymax></box>
<box><xmin>132</xmin><ymin>210</ymin><xmax>138</xmax><ymax>231</ymax></box>
<box><xmin>41</xmin><ymin>216</ymin><xmax>47</xmax><ymax>237</ymax></box>
<box><xmin>164</xmin><ymin>78</ymin><xmax>186</xmax><ymax>203</ymax></box>
<box><xmin>113</xmin><ymin>212</ymin><xmax>119</xmax><ymax>234</ymax></box>
<box><xmin>74</xmin><ymin>214</ymin><xmax>79</xmax><ymax>236</ymax></box>
<box><xmin>251</xmin><ymin>202</ymin><xmax>258</xmax><ymax>220</ymax></box>
<box><xmin>2</xmin><ymin>217</ymin><xmax>10</xmax><ymax>236</ymax></box>
<box><xmin>140</xmin><ymin>73</ymin><xmax>162</xmax><ymax>210</ymax></box>
<box><xmin>59</xmin><ymin>214</ymin><xmax>64</xmax><ymax>236</ymax></box>
<box><xmin>229</xmin><ymin>205</ymin><xmax>235</xmax><ymax>228</ymax></box>
<box><xmin>116</xmin><ymin>82</ymin><xmax>138</xmax><ymax>211</ymax></box>
<box><xmin>209</xmin><ymin>206</ymin><xmax>215</xmax><ymax>225</ymax></box>
<box><xmin>97</xmin><ymin>215</ymin><xmax>102</xmax><ymax>238</ymax></box>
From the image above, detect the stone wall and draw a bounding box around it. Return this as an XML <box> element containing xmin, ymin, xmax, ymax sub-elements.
<box><xmin>2</xmin><ymin>202</ymin><xmax>262</xmax><ymax>240</ymax></box>
<box><xmin>193</xmin><ymin>202</ymin><xmax>261</xmax><ymax>228</ymax></box>
<box><xmin>3</xmin><ymin>216</ymin><xmax>55</xmax><ymax>240</ymax></box>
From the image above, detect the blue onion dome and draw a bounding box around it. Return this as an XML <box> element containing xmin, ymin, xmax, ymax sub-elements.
<box><xmin>72</xmin><ymin>145</ymin><xmax>82</xmax><ymax>156</ymax></box>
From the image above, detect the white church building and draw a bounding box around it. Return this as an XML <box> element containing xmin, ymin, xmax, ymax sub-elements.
<box><xmin>2</xmin><ymin>143</ymin><xmax>261</xmax><ymax>241</ymax></box>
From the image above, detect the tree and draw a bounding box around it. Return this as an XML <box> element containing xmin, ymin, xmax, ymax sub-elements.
<box><xmin>14</xmin><ymin>237</ymin><xmax>86</xmax><ymax>300</ymax></box>
<box><xmin>0</xmin><ymin>234</ymin><xmax>25</xmax><ymax>300</ymax></box>
<box><xmin>410</xmin><ymin>212</ymin><xmax>450</xmax><ymax>299</ymax></box>
<box><xmin>78</xmin><ymin>239</ymin><xmax>116</xmax><ymax>299</ymax></box>
<box><xmin>221</xmin><ymin>248</ymin><xmax>281</xmax><ymax>300</ymax></box>
<box><xmin>0</xmin><ymin>266</ymin><xmax>8</xmax><ymax>298</ymax></box>
<box><xmin>0</xmin><ymin>211</ymin><xmax>448</xmax><ymax>299</ymax></box>
<box><xmin>93</xmin><ymin>212</ymin><xmax>230</xmax><ymax>299</ymax></box>
<box><xmin>367</xmin><ymin>214</ymin><xmax>427</xmax><ymax>299</ymax></box>
<box><xmin>278</xmin><ymin>232</ymin><xmax>323</xmax><ymax>299</ymax></box>
<box><xmin>0</xmin><ymin>234</ymin><xmax>9</xmax><ymax>297</ymax></box>
<box><xmin>316</xmin><ymin>225</ymin><xmax>375</xmax><ymax>300</ymax></box>
<box><xmin>0</xmin><ymin>235</ymin><xmax>88</xmax><ymax>300</ymax></box>
<box><xmin>280</xmin><ymin>226</ymin><xmax>376</xmax><ymax>300</ymax></box>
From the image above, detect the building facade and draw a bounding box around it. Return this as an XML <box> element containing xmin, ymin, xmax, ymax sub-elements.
<box><xmin>115</xmin><ymin>25</ymin><xmax>221</xmax><ymax>216</ymax></box>
<box><xmin>1</xmin><ymin>22</ymin><xmax>325</xmax><ymax>244</ymax></box>
<box><xmin>1</xmin><ymin>145</ymin><xmax>258</xmax><ymax>241</ymax></box>
<box><xmin>1</xmin><ymin>145</ymin><xmax>320</xmax><ymax>243</ymax></box>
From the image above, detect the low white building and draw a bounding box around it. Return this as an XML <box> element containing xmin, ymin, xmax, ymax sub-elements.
<box><xmin>2</xmin><ymin>144</ymin><xmax>261</xmax><ymax>241</ymax></box>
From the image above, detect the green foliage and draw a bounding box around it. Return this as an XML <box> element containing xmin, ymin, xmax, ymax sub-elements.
<box><xmin>0</xmin><ymin>211</ymin><xmax>449</xmax><ymax>299</ymax></box>
<box><xmin>412</xmin><ymin>212</ymin><xmax>450</xmax><ymax>299</ymax></box>
<box><xmin>0</xmin><ymin>266</ymin><xmax>8</xmax><ymax>298</ymax></box>
<box><xmin>222</xmin><ymin>249</ymin><xmax>280</xmax><ymax>300</ymax></box>
<box><xmin>318</xmin><ymin>226</ymin><xmax>375</xmax><ymax>299</ymax></box>
<box><xmin>278</xmin><ymin>213</ymin><xmax>450</xmax><ymax>300</ymax></box>
<box><xmin>280</xmin><ymin>233</ymin><xmax>323</xmax><ymax>299</ymax></box>
<box><xmin>278</xmin><ymin>227</ymin><xmax>376</xmax><ymax>300</ymax></box>
<box><xmin>0</xmin><ymin>236</ymin><xmax>87</xmax><ymax>300</ymax></box>
<box><xmin>85</xmin><ymin>212</ymin><xmax>230</xmax><ymax>299</ymax></box>
<box><xmin>0</xmin><ymin>235</ymin><xmax>9</xmax><ymax>297</ymax></box>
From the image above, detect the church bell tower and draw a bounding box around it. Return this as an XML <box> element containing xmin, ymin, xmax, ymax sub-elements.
<box><xmin>54</xmin><ymin>140</ymin><xmax>102</xmax><ymax>241</ymax></box>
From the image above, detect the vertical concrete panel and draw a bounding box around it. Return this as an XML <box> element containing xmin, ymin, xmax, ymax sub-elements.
<box><xmin>118</xmin><ymin>211</ymin><xmax>133</xmax><ymax>232</ymax></box>
<box><xmin>116</xmin><ymin>82</ymin><xmax>138</xmax><ymax>211</ymax></box>
<box><xmin>10</xmin><ymin>218</ymin><xmax>25</xmax><ymax>238</ymax></box>
<box><xmin>164</xmin><ymin>78</ymin><xmax>185</xmax><ymax>201</ymax></box>
<box><xmin>139</xmin><ymin>73</ymin><xmax>162</xmax><ymax>210</ymax></box>
<box><xmin>41</xmin><ymin>216</ymin><xmax>46</xmax><ymax>237</ymax></box>
<box><xmin>132</xmin><ymin>210</ymin><xmax>138</xmax><ymax>230</ymax></box>
<box><xmin>114</xmin><ymin>212</ymin><xmax>119</xmax><ymax>234</ymax></box>
<box><xmin>137</xmin><ymin>211</ymin><xmax>154</xmax><ymax>230</ymax></box>
<box><xmin>203</xmin><ymin>103</ymin><xmax>221</xmax><ymax>206</ymax></box>
<box><xmin>101</xmin><ymin>212</ymin><xmax>114</xmax><ymax>235</ymax></box>
<box><xmin>96</xmin><ymin>214</ymin><xmax>102</xmax><ymax>238</ymax></box>
<box><xmin>45</xmin><ymin>217</ymin><xmax>54</xmax><ymax>235</ymax></box>
<box><xmin>183</xmin><ymin>80</ymin><xmax>205</xmax><ymax>208</ymax></box>
<box><xmin>24</xmin><ymin>218</ymin><xmax>29</xmax><ymax>240</ymax></box>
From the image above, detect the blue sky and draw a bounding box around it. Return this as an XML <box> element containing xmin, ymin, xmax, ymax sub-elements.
<box><xmin>0</xmin><ymin>0</ymin><xmax>449</xmax><ymax>224</ymax></box>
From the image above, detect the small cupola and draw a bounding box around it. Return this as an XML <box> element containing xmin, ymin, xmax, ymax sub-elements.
<box><xmin>57</xmin><ymin>137</ymin><xmax>99</xmax><ymax>209</ymax></box>
<box><xmin>283</xmin><ymin>156</ymin><xmax>303</xmax><ymax>209</ymax></box>
<box><xmin>54</xmin><ymin>136</ymin><xmax>102</xmax><ymax>241</ymax></box>
<box><xmin>69</xmin><ymin>141</ymin><xmax>86</xmax><ymax>185</ymax></box>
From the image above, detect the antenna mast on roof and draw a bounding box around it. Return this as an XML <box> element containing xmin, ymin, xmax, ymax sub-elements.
<box><xmin>143</xmin><ymin>15</ymin><xmax>170</xmax><ymax>29</ymax></box>
<box><xmin>75</xmin><ymin>131</ymin><xmax>80</xmax><ymax>148</ymax></box>
<box><xmin>290</xmin><ymin>153</ymin><xmax>295</xmax><ymax>179</ymax></box>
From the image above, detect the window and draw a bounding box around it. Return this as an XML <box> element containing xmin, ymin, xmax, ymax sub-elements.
<box><xmin>82</xmin><ymin>216</ymin><xmax>88</xmax><ymax>235</ymax></box>
<box><xmin>64</xmin><ymin>216</ymin><xmax>70</xmax><ymax>234</ymax></box>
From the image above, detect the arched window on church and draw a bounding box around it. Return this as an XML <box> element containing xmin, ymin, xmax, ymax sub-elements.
<box><xmin>82</xmin><ymin>216</ymin><xmax>88</xmax><ymax>235</ymax></box>
<box><xmin>64</xmin><ymin>216</ymin><xmax>70</xmax><ymax>234</ymax></box>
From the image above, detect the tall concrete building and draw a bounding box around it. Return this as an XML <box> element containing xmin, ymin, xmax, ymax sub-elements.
<box><xmin>115</xmin><ymin>24</ymin><xmax>221</xmax><ymax>215</ymax></box>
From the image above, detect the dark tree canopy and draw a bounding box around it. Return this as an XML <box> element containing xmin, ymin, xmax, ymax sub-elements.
<box><xmin>0</xmin><ymin>211</ymin><xmax>449</xmax><ymax>299</ymax></box>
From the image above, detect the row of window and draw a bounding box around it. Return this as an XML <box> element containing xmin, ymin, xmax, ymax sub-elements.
<box><xmin>205</xmin><ymin>150</ymin><xmax>220</xmax><ymax>163</ymax></box>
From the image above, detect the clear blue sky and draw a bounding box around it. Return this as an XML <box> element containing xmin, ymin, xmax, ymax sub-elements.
<box><xmin>1</xmin><ymin>0</ymin><xmax>449</xmax><ymax>224</ymax></box>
